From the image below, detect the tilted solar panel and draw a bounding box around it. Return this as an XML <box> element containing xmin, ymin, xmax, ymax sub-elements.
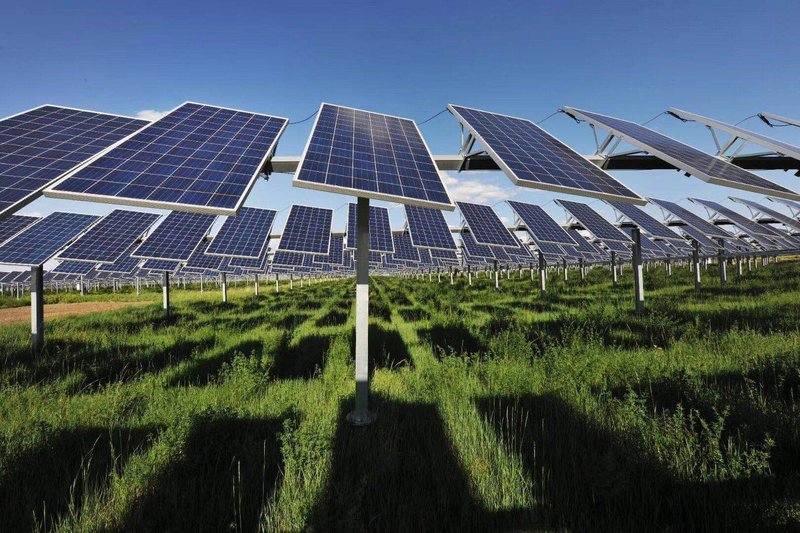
<box><xmin>533</xmin><ymin>240</ymin><xmax>567</xmax><ymax>257</ymax></box>
<box><xmin>272</xmin><ymin>250</ymin><xmax>308</xmax><ymax>267</ymax></box>
<box><xmin>679</xmin><ymin>225</ymin><xmax>722</xmax><ymax>251</ymax></box>
<box><xmin>314</xmin><ymin>235</ymin><xmax>345</xmax><ymax>266</ymax></box>
<box><xmin>53</xmin><ymin>260</ymin><xmax>97</xmax><ymax>275</ymax></box>
<box><xmin>0</xmin><ymin>105</ymin><xmax>147</xmax><ymax>218</ymax></box>
<box><xmin>96</xmin><ymin>245</ymin><xmax>143</xmax><ymax>274</ymax></box>
<box><xmin>276</xmin><ymin>205</ymin><xmax>332</xmax><ymax>255</ymax></box>
<box><xmin>507</xmin><ymin>200</ymin><xmax>576</xmax><ymax>246</ymax></box>
<box><xmin>391</xmin><ymin>232</ymin><xmax>420</xmax><ymax>262</ymax></box>
<box><xmin>0</xmin><ymin>214</ymin><xmax>40</xmax><ymax>244</ymax></box>
<box><xmin>456</xmin><ymin>202</ymin><xmax>517</xmax><ymax>247</ymax></box>
<box><xmin>768</xmin><ymin>196</ymin><xmax>800</xmax><ymax>215</ymax></box>
<box><xmin>449</xmin><ymin>105</ymin><xmax>645</xmax><ymax>204</ymax></box>
<box><xmin>461</xmin><ymin>230</ymin><xmax>496</xmax><ymax>259</ymax></box>
<box><xmin>141</xmin><ymin>259</ymin><xmax>182</xmax><ymax>273</ymax></box>
<box><xmin>205</xmin><ymin>206</ymin><xmax>276</xmax><ymax>258</ymax></box>
<box><xmin>689</xmin><ymin>198</ymin><xmax>782</xmax><ymax>238</ymax></box>
<box><xmin>404</xmin><ymin>204</ymin><xmax>456</xmax><ymax>250</ymax></box>
<box><xmin>346</xmin><ymin>203</ymin><xmax>394</xmax><ymax>252</ymax></box>
<box><xmin>563</xmin><ymin>107</ymin><xmax>800</xmax><ymax>200</ymax></box>
<box><xmin>132</xmin><ymin>211</ymin><xmax>216</xmax><ymax>261</ymax></box>
<box><xmin>606</xmin><ymin>201</ymin><xmax>683</xmax><ymax>241</ymax></box>
<box><xmin>46</xmin><ymin>102</ymin><xmax>288</xmax><ymax>215</ymax></box>
<box><xmin>57</xmin><ymin>209</ymin><xmax>161</xmax><ymax>263</ymax></box>
<box><xmin>730</xmin><ymin>197</ymin><xmax>800</xmax><ymax>232</ymax></box>
<box><xmin>556</xmin><ymin>200</ymin><xmax>631</xmax><ymax>243</ymax></box>
<box><xmin>229</xmin><ymin>244</ymin><xmax>269</xmax><ymax>271</ymax></box>
<box><xmin>648</xmin><ymin>198</ymin><xmax>733</xmax><ymax>239</ymax></box>
<box><xmin>294</xmin><ymin>103</ymin><xmax>453</xmax><ymax>209</ymax></box>
<box><xmin>0</xmin><ymin>212</ymin><xmax>99</xmax><ymax>266</ymax></box>
<box><xmin>567</xmin><ymin>228</ymin><xmax>606</xmax><ymax>258</ymax></box>
<box><xmin>184</xmin><ymin>240</ymin><xmax>225</xmax><ymax>271</ymax></box>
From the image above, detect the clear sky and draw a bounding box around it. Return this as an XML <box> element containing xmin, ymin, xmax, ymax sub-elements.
<box><xmin>3</xmin><ymin>0</ymin><xmax>800</xmax><ymax>235</ymax></box>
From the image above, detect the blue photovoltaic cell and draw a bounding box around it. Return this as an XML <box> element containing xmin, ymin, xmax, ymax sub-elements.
<box><xmin>456</xmin><ymin>202</ymin><xmax>517</xmax><ymax>247</ymax></box>
<box><xmin>132</xmin><ymin>211</ymin><xmax>216</xmax><ymax>261</ymax></box>
<box><xmin>461</xmin><ymin>231</ymin><xmax>496</xmax><ymax>259</ymax></box>
<box><xmin>0</xmin><ymin>214</ymin><xmax>40</xmax><ymax>244</ymax></box>
<box><xmin>141</xmin><ymin>259</ymin><xmax>182</xmax><ymax>272</ymax></box>
<box><xmin>505</xmin><ymin>234</ymin><xmax>533</xmax><ymax>260</ymax></box>
<box><xmin>391</xmin><ymin>232</ymin><xmax>420</xmax><ymax>262</ymax></box>
<box><xmin>564</xmin><ymin>107</ymin><xmax>799</xmax><ymax>200</ymax></box>
<box><xmin>602</xmin><ymin>239</ymin><xmax>632</xmax><ymax>256</ymax></box>
<box><xmin>0</xmin><ymin>212</ymin><xmax>99</xmax><ymax>266</ymax></box>
<box><xmin>491</xmin><ymin>246</ymin><xmax>511</xmax><ymax>262</ymax></box>
<box><xmin>229</xmin><ymin>245</ymin><xmax>269</xmax><ymax>271</ymax></box>
<box><xmin>648</xmin><ymin>198</ymin><xmax>733</xmax><ymax>239</ymax></box>
<box><xmin>272</xmin><ymin>250</ymin><xmax>307</xmax><ymax>267</ymax></box>
<box><xmin>534</xmin><ymin>240</ymin><xmax>567</xmax><ymax>257</ymax></box>
<box><xmin>689</xmin><ymin>198</ymin><xmax>781</xmax><ymax>238</ymax></box>
<box><xmin>346</xmin><ymin>203</ymin><xmax>395</xmax><ymax>252</ymax></box>
<box><xmin>507</xmin><ymin>200</ymin><xmax>576</xmax><ymax>246</ymax></box>
<box><xmin>205</xmin><ymin>206</ymin><xmax>276</xmax><ymax>258</ymax></box>
<box><xmin>277</xmin><ymin>205</ymin><xmax>333</xmax><ymax>254</ymax></box>
<box><xmin>315</xmin><ymin>235</ymin><xmax>345</xmax><ymax>266</ymax></box>
<box><xmin>184</xmin><ymin>240</ymin><xmax>224</xmax><ymax>270</ymax></box>
<box><xmin>47</xmin><ymin>103</ymin><xmax>288</xmax><ymax>214</ymax></box>
<box><xmin>556</xmin><ymin>200</ymin><xmax>631</xmax><ymax>243</ymax></box>
<box><xmin>429</xmin><ymin>248</ymin><xmax>458</xmax><ymax>261</ymax></box>
<box><xmin>606</xmin><ymin>201</ymin><xmax>683</xmax><ymax>241</ymax></box>
<box><xmin>57</xmin><ymin>209</ymin><xmax>160</xmax><ymax>263</ymax></box>
<box><xmin>679</xmin><ymin>225</ymin><xmax>723</xmax><ymax>251</ymax></box>
<box><xmin>404</xmin><ymin>205</ymin><xmax>455</xmax><ymax>250</ymax></box>
<box><xmin>53</xmin><ymin>260</ymin><xmax>97</xmax><ymax>275</ymax></box>
<box><xmin>567</xmin><ymin>229</ymin><xmax>604</xmax><ymax>257</ymax></box>
<box><xmin>294</xmin><ymin>103</ymin><xmax>453</xmax><ymax>209</ymax></box>
<box><xmin>448</xmin><ymin>105</ymin><xmax>644</xmax><ymax>204</ymax></box>
<box><xmin>96</xmin><ymin>245</ymin><xmax>143</xmax><ymax>274</ymax></box>
<box><xmin>731</xmin><ymin>198</ymin><xmax>800</xmax><ymax>232</ymax></box>
<box><xmin>0</xmin><ymin>105</ymin><xmax>147</xmax><ymax>217</ymax></box>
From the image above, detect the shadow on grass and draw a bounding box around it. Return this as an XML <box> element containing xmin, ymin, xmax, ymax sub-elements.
<box><xmin>0</xmin><ymin>425</ymin><xmax>160</xmax><ymax>532</ymax></box>
<box><xmin>315</xmin><ymin>308</ymin><xmax>349</xmax><ymax>327</ymax></box>
<box><xmin>419</xmin><ymin>321</ymin><xmax>485</xmax><ymax>358</ymax></box>
<box><xmin>348</xmin><ymin>323</ymin><xmax>412</xmax><ymax>370</ymax></box>
<box><xmin>271</xmin><ymin>334</ymin><xmax>332</xmax><ymax>380</ymax></box>
<box><xmin>476</xmin><ymin>394</ymin><xmax>786</xmax><ymax>531</ymax></box>
<box><xmin>166</xmin><ymin>338</ymin><xmax>266</xmax><ymax>387</ymax></box>
<box><xmin>119</xmin><ymin>416</ymin><xmax>284</xmax><ymax>532</ymax></box>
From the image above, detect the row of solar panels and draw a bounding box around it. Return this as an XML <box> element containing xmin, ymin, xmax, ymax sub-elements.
<box><xmin>2</xmin><ymin>192</ymin><xmax>799</xmax><ymax>282</ymax></box>
<box><xmin>3</xmin><ymin>101</ymin><xmax>800</xmax><ymax>227</ymax></box>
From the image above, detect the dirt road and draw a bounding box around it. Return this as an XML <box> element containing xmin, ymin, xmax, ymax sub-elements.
<box><xmin>0</xmin><ymin>301</ymin><xmax>150</xmax><ymax>325</ymax></box>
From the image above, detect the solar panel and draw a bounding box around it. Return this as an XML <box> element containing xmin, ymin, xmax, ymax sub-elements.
<box><xmin>506</xmin><ymin>234</ymin><xmax>533</xmax><ymax>260</ymax></box>
<box><xmin>507</xmin><ymin>200</ymin><xmax>576</xmax><ymax>246</ymax></box>
<box><xmin>96</xmin><ymin>245</ymin><xmax>143</xmax><ymax>274</ymax></box>
<box><xmin>0</xmin><ymin>105</ymin><xmax>147</xmax><ymax>218</ymax></box>
<box><xmin>429</xmin><ymin>248</ymin><xmax>458</xmax><ymax>262</ymax></box>
<box><xmin>768</xmin><ymin>196</ymin><xmax>800</xmax><ymax>216</ymax></box>
<box><xmin>567</xmin><ymin>228</ymin><xmax>605</xmax><ymax>258</ymax></box>
<box><xmin>0</xmin><ymin>212</ymin><xmax>99</xmax><ymax>266</ymax></box>
<box><xmin>404</xmin><ymin>204</ymin><xmax>456</xmax><ymax>250</ymax></box>
<box><xmin>346</xmin><ymin>203</ymin><xmax>394</xmax><ymax>252</ymax></box>
<box><xmin>461</xmin><ymin>230</ymin><xmax>496</xmax><ymax>259</ymax></box>
<box><xmin>679</xmin><ymin>225</ymin><xmax>722</xmax><ymax>251</ymax></box>
<box><xmin>56</xmin><ymin>209</ymin><xmax>161</xmax><ymax>263</ymax></box>
<box><xmin>491</xmin><ymin>245</ymin><xmax>511</xmax><ymax>262</ymax></box>
<box><xmin>456</xmin><ymin>202</ymin><xmax>517</xmax><ymax>247</ymax></box>
<box><xmin>294</xmin><ymin>103</ymin><xmax>453</xmax><ymax>209</ymax></box>
<box><xmin>141</xmin><ymin>259</ymin><xmax>182</xmax><ymax>273</ymax></box>
<box><xmin>731</xmin><ymin>197</ymin><xmax>800</xmax><ymax>232</ymax></box>
<box><xmin>276</xmin><ymin>205</ymin><xmax>332</xmax><ymax>254</ymax></box>
<box><xmin>648</xmin><ymin>197</ymin><xmax>733</xmax><ymax>239</ymax></box>
<box><xmin>563</xmin><ymin>107</ymin><xmax>800</xmax><ymax>200</ymax></box>
<box><xmin>205</xmin><ymin>206</ymin><xmax>276</xmax><ymax>258</ymax></box>
<box><xmin>390</xmin><ymin>232</ymin><xmax>420</xmax><ymax>262</ymax></box>
<box><xmin>556</xmin><ymin>200</ymin><xmax>631</xmax><ymax>243</ymax></box>
<box><xmin>600</xmin><ymin>239</ymin><xmax>631</xmax><ymax>256</ymax></box>
<box><xmin>132</xmin><ymin>211</ymin><xmax>216</xmax><ymax>261</ymax></box>
<box><xmin>689</xmin><ymin>198</ymin><xmax>782</xmax><ymax>238</ymax></box>
<box><xmin>272</xmin><ymin>250</ymin><xmax>307</xmax><ymax>267</ymax></box>
<box><xmin>184</xmin><ymin>240</ymin><xmax>224</xmax><ymax>271</ymax></box>
<box><xmin>534</xmin><ymin>240</ymin><xmax>567</xmax><ymax>257</ymax></box>
<box><xmin>0</xmin><ymin>214</ymin><xmax>39</xmax><ymax>244</ymax></box>
<box><xmin>314</xmin><ymin>235</ymin><xmax>345</xmax><ymax>266</ymax></box>
<box><xmin>449</xmin><ymin>105</ymin><xmax>645</xmax><ymax>204</ymax></box>
<box><xmin>668</xmin><ymin>108</ymin><xmax>800</xmax><ymax>163</ymax></box>
<box><xmin>46</xmin><ymin>102</ymin><xmax>288</xmax><ymax>215</ymax></box>
<box><xmin>229</xmin><ymin>245</ymin><xmax>269</xmax><ymax>271</ymax></box>
<box><xmin>53</xmin><ymin>260</ymin><xmax>97</xmax><ymax>275</ymax></box>
<box><xmin>606</xmin><ymin>201</ymin><xmax>684</xmax><ymax>241</ymax></box>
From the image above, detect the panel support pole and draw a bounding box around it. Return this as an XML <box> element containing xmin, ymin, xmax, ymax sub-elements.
<box><xmin>275</xmin><ymin>273</ymin><xmax>279</xmax><ymax>292</ymax></box>
<box><xmin>494</xmin><ymin>259</ymin><xmax>499</xmax><ymax>290</ymax></box>
<box><xmin>717</xmin><ymin>239</ymin><xmax>727</xmax><ymax>286</ymax></box>
<box><xmin>538</xmin><ymin>250</ymin><xmax>546</xmax><ymax>296</ymax></box>
<box><xmin>349</xmin><ymin>196</ymin><xmax>375</xmax><ymax>426</ymax></box>
<box><xmin>632</xmin><ymin>228</ymin><xmax>645</xmax><ymax>314</ymax></box>
<box><xmin>162</xmin><ymin>271</ymin><xmax>170</xmax><ymax>318</ymax></box>
<box><xmin>693</xmin><ymin>240</ymin><xmax>701</xmax><ymax>295</ymax></box>
<box><xmin>467</xmin><ymin>264</ymin><xmax>472</xmax><ymax>286</ymax></box>
<box><xmin>31</xmin><ymin>265</ymin><xmax>44</xmax><ymax>353</ymax></box>
<box><xmin>611</xmin><ymin>252</ymin><xmax>618</xmax><ymax>286</ymax></box>
<box><xmin>579</xmin><ymin>258</ymin><xmax>586</xmax><ymax>281</ymax></box>
<box><xmin>563</xmin><ymin>258</ymin><xmax>568</xmax><ymax>281</ymax></box>
<box><xmin>200</xmin><ymin>274</ymin><xmax>204</xmax><ymax>293</ymax></box>
<box><xmin>254</xmin><ymin>274</ymin><xmax>259</xmax><ymax>296</ymax></box>
<box><xmin>221</xmin><ymin>272</ymin><xmax>228</xmax><ymax>303</ymax></box>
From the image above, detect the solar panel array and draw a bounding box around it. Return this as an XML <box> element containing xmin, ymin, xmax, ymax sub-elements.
<box><xmin>96</xmin><ymin>245</ymin><xmax>143</xmax><ymax>274</ymax></box>
<box><xmin>141</xmin><ymin>258</ymin><xmax>182</xmax><ymax>273</ymax></box>
<box><xmin>204</xmin><ymin>206</ymin><xmax>276</xmax><ymax>259</ymax></box>
<box><xmin>272</xmin><ymin>250</ymin><xmax>308</xmax><ymax>267</ymax></box>
<box><xmin>648</xmin><ymin>197</ymin><xmax>733</xmax><ymax>239</ymax></box>
<box><xmin>731</xmin><ymin>198</ymin><xmax>800</xmax><ymax>231</ymax></box>
<box><xmin>184</xmin><ymin>240</ymin><xmax>225</xmax><ymax>271</ymax></box>
<box><xmin>461</xmin><ymin>230</ymin><xmax>496</xmax><ymax>259</ymax></box>
<box><xmin>507</xmin><ymin>200</ymin><xmax>576</xmax><ymax>245</ymax></box>
<box><xmin>606</xmin><ymin>201</ymin><xmax>683</xmax><ymax>241</ymax></box>
<box><xmin>57</xmin><ymin>209</ymin><xmax>160</xmax><ymax>263</ymax></box>
<box><xmin>132</xmin><ymin>211</ymin><xmax>216</xmax><ymax>261</ymax></box>
<box><xmin>404</xmin><ymin>205</ymin><xmax>456</xmax><ymax>250</ymax></box>
<box><xmin>0</xmin><ymin>214</ymin><xmax>40</xmax><ymax>244</ymax></box>
<box><xmin>456</xmin><ymin>202</ymin><xmax>517</xmax><ymax>247</ymax></box>
<box><xmin>314</xmin><ymin>235</ymin><xmax>345</xmax><ymax>266</ymax></box>
<box><xmin>690</xmin><ymin>198</ymin><xmax>779</xmax><ymax>238</ymax></box>
<box><xmin>229</xmin><ymin>245</ymin><xmax>269</xmax><ymax>271</ymax></box>
<box><xmin>391</xmin><ymin>232</ymin><xmax>420</xmax><ymax>262</ymax></box>
<box><xmin>679</xmin><ymin>225</ymin><xmax>721</xmax><ymax>251</ymax></box>
<box><xmin>53</xmin><ymin>260</ymin><xmax>97</xmax><ymax>275</ymax></box>
<box><xmin>0</xmin><ymin>105</ymin><xmax>148</xmax><ymax>217</ymax></box>
<box><xmin>564</xmin><ymin>107</ymin><xmax>799</xmax><ymax>199</ymax></box>
<box><xmin>294</xmin><ymin>103</ymin><xmax>452</xmax><ymax>209</ymax></box>
<box><xmin>346</xmin><ymin>203</ymin><xmax>394</xmax><ymax>252</ymax></box>
<box><xmin>276</xmin><ymin>205</ymin><xmax>332</xmax><ymax>254</ymax></box>
<box><xmin>556</xmin><ymin>200</ymin><xmax>631</xmax><ymax>243</ymax></box>
<box><xmin>449</xmin><ymin>105</ymin><xmax>645</xmax><ymax>204</ymax></box>
<box><xmin>47</xmin><ymin>102</ymin><xmax>288</xmax><ymax>214</ymax></box>
<box><xmin>0</xmin><ymin>212</ymin><xmax>99</xmax><ymax>266</ymax></box>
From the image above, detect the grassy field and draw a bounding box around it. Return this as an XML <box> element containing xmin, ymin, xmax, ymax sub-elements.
<box><xmin>1</xmin><ymin>261</ymin><xmax>799</xmax><ymax>531</ymax></box>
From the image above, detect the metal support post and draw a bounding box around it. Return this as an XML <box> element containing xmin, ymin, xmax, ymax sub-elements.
<box><xmin>611</xmin><ymin>252</ymin><xmax>618</xmax><ymax>286</ymax></box>
<box><xmin>221</xmin><ymin>272</ymin><xmax>228</xmax><ymax>303</ymax></box>
<box><xmin>254</xmin><ymin>273</ymin><xmax>259</xmax><ymax>296</ymax></box>
<box><xmin>693</xmin><ymin>240</ymin><xmax>701</xmax><ymax>295</ymax></box>
<box><xmin>162</xmin><ymin>271</ymin><xmax>170</xmax><ymax>318</ymax></box>
<box><xmin>717</xmin><ymin>239</ymin><xmax>727</xmax><ymax>286</ymax></box>
<box><xmin>538</xmin><ymin>251</ymin><xmax>546</xmax><ymax>296</ymax></box>
<box><xmin>494</xmin><ymin>260</ymin><xmax>500</xmax><ymax>290</ymax></box>
<box><xmin>632</xmin><ymin>228</ymin><xmax>645</xmax><ymax>314</ymax></box>
<box><xmin>31</xmin><ymin>265</ymin><xmax>44</xmax><ymax>352</ymax></box>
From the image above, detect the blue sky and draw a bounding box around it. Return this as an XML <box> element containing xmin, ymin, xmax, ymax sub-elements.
<box><xmin>3</xmin><ymin>0</ymin><xmax>800</xmax><ymax>234</ymax></box>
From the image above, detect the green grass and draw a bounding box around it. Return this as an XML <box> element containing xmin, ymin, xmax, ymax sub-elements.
<box><xmin>1</xmin><ymin>261</ymin><xmax>799</xmax><ymax>531</ymax></box>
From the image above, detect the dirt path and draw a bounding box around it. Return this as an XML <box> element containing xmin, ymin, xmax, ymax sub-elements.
<box><xmin>0</xmin><ymin>301</ymin><xmax>150</xmax><ymax>325</ymax></box>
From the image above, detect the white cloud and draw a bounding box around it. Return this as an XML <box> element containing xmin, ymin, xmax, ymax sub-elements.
<box><xmin>442</xmin><ymin>173</ymin><xmax>516</xmax><ymax>204</ymax></box>
<box><xmin>136</xmin><ymin>109</ymin><xmax>170</xmax><ymax>122</ymax></box>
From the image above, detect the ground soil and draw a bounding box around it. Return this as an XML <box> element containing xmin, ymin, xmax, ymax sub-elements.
<box><xmin>0</xmin><ymin>301</ymin><xmax>149</xmax><ymax>325</ymax></box>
